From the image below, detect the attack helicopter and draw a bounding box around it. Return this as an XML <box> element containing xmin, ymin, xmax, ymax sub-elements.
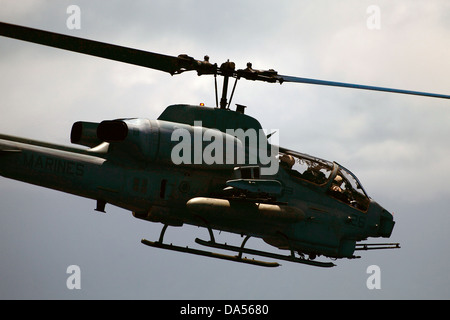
<box><xmin>1</xmin><ymin>22</ymin><xmax>449</xmax><ymax>268</ymax></box>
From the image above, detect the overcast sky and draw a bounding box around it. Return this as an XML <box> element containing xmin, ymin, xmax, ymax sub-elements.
<box><xmin>1</xmin><ymin>0</ymin><xmax>450</xmax><ymax>300</ymax></box>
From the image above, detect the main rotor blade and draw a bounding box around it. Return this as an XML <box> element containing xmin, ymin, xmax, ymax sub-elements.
<box><xmin>280</xmin><ymin>74</ymin><xmax>450</xmax><ymax>100</ymax></box>
<box><xmin>2</xmin><ymin>21</ymin><xmax>448</xmax><ymax>100</ymax></box>
<box><xmin>0</xmin><ymin>21</ymin><xmax>202</xmax><ymax>75</ymax></box>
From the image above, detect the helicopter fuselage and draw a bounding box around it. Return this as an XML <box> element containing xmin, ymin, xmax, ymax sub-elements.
<box><xmin>0</xmin><ymin>104</ymin><xmax>395</xmax><ymax>263</ymax></box>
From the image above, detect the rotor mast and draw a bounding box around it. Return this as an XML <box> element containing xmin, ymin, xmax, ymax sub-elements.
<box><xmin>216</xmin><ymin>60</ymin><xmax>282</xmax><ymax>109</ymax></box>
<box><xmin>218</xmin><ymin>60</ymin><xmax>235</xmax><ymax>109</ymax></box>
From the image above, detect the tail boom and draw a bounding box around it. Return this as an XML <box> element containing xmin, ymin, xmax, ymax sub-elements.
<box><xmin>0</xmin><ymin>135</ymin><xmax>117</xmax><ymax>205</ymax></box>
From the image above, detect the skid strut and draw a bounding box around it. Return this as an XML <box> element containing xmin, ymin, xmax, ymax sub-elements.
<box><xmin>141</xmin><ymin>223</ymin><xmax>278</xmax><ymax>267</ymax></box>
<box><xmin>141</xmin><ymin>223</ymin><xmax>336</xmax><ymax>268</ymax></box>
<box><xmin>194</xmin><ymin>238</ymin><xmax>335</xmax><ymax>268</ymax></box>
<box><xmin>141</xmin><ymin>239</ymin><xmax>279</xmax><ymax>267</ymax></box>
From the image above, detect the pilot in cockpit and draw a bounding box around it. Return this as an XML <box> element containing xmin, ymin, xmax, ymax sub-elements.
<box><xmin>279</xmin><ymin>154</ymin><xmax>295</xmax><ymax>169</ymax></box>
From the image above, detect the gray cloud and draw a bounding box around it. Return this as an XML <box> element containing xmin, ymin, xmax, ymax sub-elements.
<box><xmin>1</xmin><ymin>0</ymin><xmax>450</xmax><ymax>299</ymax></box>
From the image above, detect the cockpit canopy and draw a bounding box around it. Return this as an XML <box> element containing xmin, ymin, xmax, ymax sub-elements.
<box><xmin>279</xmin><ymin>150</ymin><xmax>370</xmax><ymax>211</ymax></box>
<box><xmin>331</xmin><ymin>163</ymin><xmax>370</xmax><ymax>211</ymax></box>
<box><xmin>279</xmin><ymin>152</ymin><xmax>333</xmax><ymax>185</ymax></box>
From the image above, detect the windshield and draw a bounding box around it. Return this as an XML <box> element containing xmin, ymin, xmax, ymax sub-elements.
<box><xmin>279</xmin><ymin>151</ymin><xmax>334</xmax><ymax>186</ymax></box>
<box><xmin>328</xmin><ymin>163</ymin><xmax>370</xmax><ymax>211</ymax></box>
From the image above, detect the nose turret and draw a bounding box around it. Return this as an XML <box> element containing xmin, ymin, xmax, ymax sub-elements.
<box><xmin>378</xmin><ymin>209</ymin><xmax>395</xmax><ymax>238</ymax></box>
<box><xmin>370</xmin><ymin>200</ymin><xmax>395</xmax><ymax>238</ymax></box>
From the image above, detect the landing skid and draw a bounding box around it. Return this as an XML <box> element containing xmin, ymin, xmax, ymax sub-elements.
<box><xmin>355</xmin><ymin>243</ymin><xmax>401</xmax><ymax>251</ymax></box>
<box><xmin>141</xmin><ymin>239</ymin><xmax>279</xmax><ymax>267</ymax></box>
<box><xmin>141</xmin><ymin>224</ymin><xmax>336</xmax><ymax>268</ymax></box>
<box><xmin>195</xmin><ymin>238</ymin><xmax>335</xmax><ymax>268</ymax></box>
